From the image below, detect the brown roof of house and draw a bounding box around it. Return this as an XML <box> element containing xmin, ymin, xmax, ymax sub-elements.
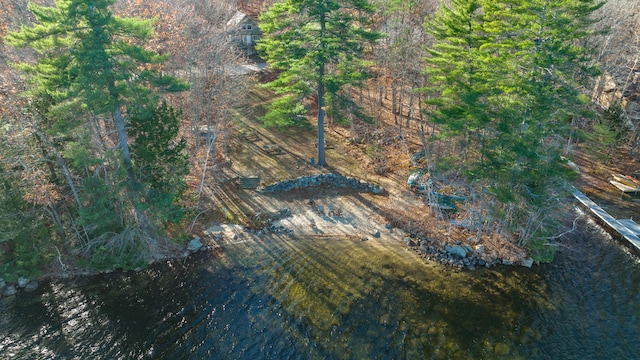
<box><xmin>226</xmin><ymin>10</ymin><xmax>257</xmax><ymax>28</ymax></box>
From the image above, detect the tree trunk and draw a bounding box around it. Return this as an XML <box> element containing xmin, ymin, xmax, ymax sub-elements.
<box><xmin>112</xmin><ymin>105</ymin><xmax>138</xmax><ymax>187</ymax></box>
<box><xmin>113</xmin><ymin>104</ymin><xmax>157</xmax><ymax>252</ymax></box>
<box><xmin>317</xmin><ymin>77</ymin><xmax>326</xmax><ymax>166</ymax></box>
<box><xmin>317</xmin><ymin>13</ymin><xmax>327</xmax><ymax>167</ymax></box>
<box><xmin>35</xmin><ymin>130</ymin><xmax>84</xmax><ymax>210</ymax></box>
<box><xmin>392</xmin><ymin>83</ymin><xmax>398</xmax><ymax>125</ymax></box>
<box><xmin>406</xmin><ymin>90</ymin><xmax>414</xmax><ymax>129</ymax></box>
<box><xmin>378</xmin><ymin>84</ymin><xmax>383</xmax><ymax>113</ymax></box>
<box><xmin>197</xmin><ymin>129</ymin><xmax>219</xmax><ymax>198</ymax></box>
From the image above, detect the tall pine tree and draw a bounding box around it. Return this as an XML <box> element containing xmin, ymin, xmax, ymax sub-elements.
<box><xmin>423</xmin><ymin>0</ymin><xmax>603</xmax><ymax>245</ymax></box>
<box><xmin>7</xmin><ymin>0</ymin><xmax>188</xmax><ymax>259</ymax></box>
<box><xmin>257</xmin><ymin>0</ymin><xmax>380</xmax><ymax>166</ymax></box>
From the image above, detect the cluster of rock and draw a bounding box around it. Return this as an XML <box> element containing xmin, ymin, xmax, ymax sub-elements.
<box><xmin>250</xmin><ymin>208</ymin><xmax>292</xmax><ymax>226</ymax></box>
<box><xmin>243</xmin><ymin>224</ymin><xmax>294</xmax><ymax>237</ymax></box>
<box><xmin>186</xmin><ymin>208</ymin><xmax>296</xmax><ymax>255</ymax></box>
<box><xmin>259</xmin><ymin>174</ymin><xmax>384</xmax><ymax>194</ymax></box>
<box><xmin>245</xmin><ymin>208</ymin><xmax>294</xmax><ymax>237</ymax></box>
<box><xmin>403</xmin><ymin>235</ymin><xmax>535</xmax><ymax>271</ymax></box>
<box><xmin>0</xmin><ymin>276</ymin><xmax>39</xmax><ymax>298</ymax></box>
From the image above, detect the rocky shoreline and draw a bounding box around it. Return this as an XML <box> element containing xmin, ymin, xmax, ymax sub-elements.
<box><xmin>403</xmin><ymin>235</ymin><xmax>535</xmax><ymax>271</ymax></box>
<box><xmin>203</xmin><ymin>204</ymin><xmax>536</xmax><ymax>272</ymax></box>
<box><xmin>0</xmin><ymin>237</ymin><xmax>214</xmax><ymax>300</ymax></box>
<box><xmin>0</xmin><ymin>220</ymin><xmax>533</xmax><ymax>299</ymax></box>
<box><xmin>0</xmin><ymin>276</ymin><xmax>40</xmax><ymax>298</ymax></box>
<box><xmin>254</xmin><ymin>176</ymin><xmax>536</xmax><ymax>271</ymax></box>
<box><xmin>1</xmin><ymin>175</ymin><xmax>536</xmax><ymax>299</ymax></box>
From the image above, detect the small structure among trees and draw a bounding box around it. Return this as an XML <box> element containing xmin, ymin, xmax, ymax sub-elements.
<box><xmin>226</xmin><ymin>11</ymin><xmax>261</xmax><ymax>56</ymax></box>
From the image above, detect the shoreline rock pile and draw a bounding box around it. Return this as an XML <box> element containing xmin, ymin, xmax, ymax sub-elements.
<box><xmin>403</xmin><ymin>235</ymin><xmax>535</xmax><ymax>270</ymax></box>
<box><xmin>0</xmin><ymin>276</ymin><xmax>39</xmax><ymax>299</ymax></box>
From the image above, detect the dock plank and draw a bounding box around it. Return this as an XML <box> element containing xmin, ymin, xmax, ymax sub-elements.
<box><xmin>573</xmin><ymin>190</ymin><xmax>640</xmax><ymax>252</ymax></box>
<box><xmin>612</xmin><ymin>174</ymin><xmax>640</xmax><ymax>188</ymax></box>
<box><xmin>618</xmin><ymin>219</ymin><xmax>640</xmax><ymax>236</ymax></box>
<box><xmin>609</xmin><ymin>180</ymin><xmax>640</xmax><ymax>194</ymax></box>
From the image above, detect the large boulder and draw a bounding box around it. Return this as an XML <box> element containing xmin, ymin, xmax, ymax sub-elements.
<box><xmin>3</xmin><ymin>285</ymin><xmax>17</xmax><ymax>297</ymax></box>
<box><xmin>521</xmin><ymin>258</ymin><xmax>534</xmax><ymax>268</ymax></box>
<box><xmin>24</xmin><ymin>280</ymin><xmax>39</xmax><ymax>292</ymax></box>
<box><xmin>408</xmin><ymin>172</ymin><xmax>421</xmax><ymax>186</ymax></box>
<box><xmin>187</xmin><ymin>237</ymin><xmax>205</xmax><ymax>253</ymax></box>
<box><xmin>17</xmin><ymin>277</ymin><xmax>29</xmax><ymax>288</ymax></box>
<box><xmin>446</xmin><ymin>245</ymin><xmax>467</xmax><ymax>259</ymax></box>
<box><xmin>404</xmin><ymin>237</ymin><xmax>413</xmax><ymax>246</ymax></box>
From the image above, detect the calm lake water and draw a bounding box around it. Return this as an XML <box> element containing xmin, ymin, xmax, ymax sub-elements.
<box><xmin>1</xmin><ymin>220</ymin><xmax>639</xmax><ymax>359</ymax></box>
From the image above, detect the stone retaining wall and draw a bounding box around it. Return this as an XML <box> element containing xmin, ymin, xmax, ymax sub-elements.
<box><xmin>259</xmin><ymin>173</ymin><xmax>384</xmax><ymax>194</ymax></box>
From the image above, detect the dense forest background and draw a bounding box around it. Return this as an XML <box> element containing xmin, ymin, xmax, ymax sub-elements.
<box><xmin>1</xmin><ymin>0</ymin><xmax>639</xmax><ymax>280</ymax></box>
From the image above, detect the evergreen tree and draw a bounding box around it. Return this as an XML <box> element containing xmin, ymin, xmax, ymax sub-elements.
<box><xmin>7</xmin><ymin>0</ymin><xmax>188</xmax><ymax>259</ymax></box>
<box><xmin>424</xmin><ymin>0</ymin><xmax>602</xmax><ymax>196</ymax></box>
<box><xmin>7</xmin><ymin>0</ymin><xmax>186</xmax><ymax>185</ymax></box>
<box><xmin>0</xmin><ymin>162</ymin><xmax>50</xmax><ymax>280</ymax></box>
<box><xmin>129</xmin><ymin>101</ymin><xmax>189</xmax><ymax>224</ymax></box>
<box><xmin>257</xmin><ymin>0</ymin><xmax>381</xmax><ymax>166</ymax></box>
<box><xmin>423</xmin><ymin>0</ymin><xmax>603</xmax><ymax>245</ymax></box>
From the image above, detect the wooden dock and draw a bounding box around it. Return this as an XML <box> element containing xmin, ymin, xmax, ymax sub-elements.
<box><xmin>609</xmin><ymin>180</ymin><xmax>640</xmax><ymax>194</ymax></box>
<box><xmin>609</xmin><ymin>174</ymin><xmax>640</xmax><ymax>194</ymax></box>
<box><xmin>573</xmin><ymin>190</ymin><xmax>640</xmax><ymax>252</ymax></box>
<box><xmin>618</xmin><ymin>219</ymin><xmax>640</xmax><ymax>236</ymax></box>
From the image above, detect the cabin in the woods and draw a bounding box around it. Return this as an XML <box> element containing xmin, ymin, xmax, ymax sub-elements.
<box><xmin>226</xmin><ymin>11</ymin><xmax>261</xmax><ymax>56</ymax></box>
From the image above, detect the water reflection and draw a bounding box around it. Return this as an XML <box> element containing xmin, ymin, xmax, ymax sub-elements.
<box><xmin>1</xmin><ymin>220</ymin><xmax>638</xmax><ymax>359</ymax></box>
<box><xmin>526</xmin><ymin>221</ymin><xmax>640</xmax><ymax>359</ymax></box>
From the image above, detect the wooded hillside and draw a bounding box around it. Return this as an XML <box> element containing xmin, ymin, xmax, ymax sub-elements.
<box><xmin>1</xmin><ymin>0</ymin><xmax>638</xmax><ymax>280</ymax></box>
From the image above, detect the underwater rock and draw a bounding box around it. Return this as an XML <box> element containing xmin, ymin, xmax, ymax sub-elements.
<box><xmin>3</xmin><ymin>285</ymin><xmax>17</xmax><ymax>297</ymax></box>
<box><xmin>494</xmin><ymin>342</ymin><xmax>510</xmax><ymax>355</ymax></box>
<box><xmin>24</xmin><ymin>280</ymin><xmax>39</xmax><ymax>292</ymax></box>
